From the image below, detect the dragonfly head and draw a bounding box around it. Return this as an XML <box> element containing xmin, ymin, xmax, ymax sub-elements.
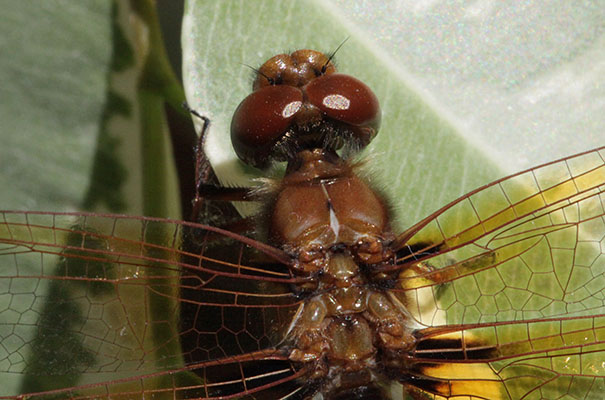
<box><xmin>231</xmin><ymin>49</ymin><xmax>381</xmax><ymax>169</ymax></box>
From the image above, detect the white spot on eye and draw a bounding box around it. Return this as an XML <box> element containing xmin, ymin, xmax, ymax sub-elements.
<box><xmin>282</xmin><ymin>101</ymin><xmax>302</xmax><ymax>118</ymax></box>
<box><xmin>323</xmin><ymin>94</ymin><xmax>350</xmax><ymax>110</ymax></box>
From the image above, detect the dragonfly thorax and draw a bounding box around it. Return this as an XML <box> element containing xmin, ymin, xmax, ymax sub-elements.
<box><xmin>270</xmin><ymin>149</ymin><xmax>392</xmax><ymax>259</ymax></box>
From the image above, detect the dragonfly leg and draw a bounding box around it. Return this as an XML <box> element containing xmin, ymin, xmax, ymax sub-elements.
<box><xmin>184</xmin><ymin>105</ymin><xmax>257</xmax><ymax>221</ymax></box>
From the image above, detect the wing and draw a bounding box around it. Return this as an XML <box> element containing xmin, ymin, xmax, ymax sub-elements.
<box><xmin>0</xmin><ymin>212</ymin><xmax>306</xmax><ymax>399</ymax></box>
<box><xmin>390</xmin><ymin>147</ymin><xmax>605</xmax><ymax>399</ymax></box>
<box><xmin>400</xmin><ymin>315</ymin><xmax>605</xmax><ymax>399</ymax></box>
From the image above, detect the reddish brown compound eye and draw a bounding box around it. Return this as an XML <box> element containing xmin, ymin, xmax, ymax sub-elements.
<box><xmin>231</xmin><ymin>85</ymin><xmax>303</xmax><ymax>167</ymax></box>
<box><xmin>305</xmin><ymin>74</ymin><xmax>381</xmax><ymax>144</ymax></box>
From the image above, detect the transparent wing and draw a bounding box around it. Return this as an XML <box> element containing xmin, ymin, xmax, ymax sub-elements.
<box><xmin>1</xmin><ymin>352</ymin><xmax>310</xmax><ymax>399</ymax></box>
<box><xmin>0</xmin><ymin>212</ymin><xmax>303</xmax><ymax>399</ymax></box>
<box><xmin>394</xmin><ymin>146</ymin><xmax>605</xmax><ymax>325</ymax></box>
<box><xmin>391</xmin><ymin>147</ymin><xmax>605</xmax><ymax>399</ymax></box>
<box><xmin>401</xmin><ymin>315</ymin><xmax>605</xmax><ymax>400</ymax></box>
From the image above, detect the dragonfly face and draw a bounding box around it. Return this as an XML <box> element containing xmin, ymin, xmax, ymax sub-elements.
<box><xmin>1</xmin><ymin>49</ymin><xmax>605</xmax><ymax>400</ymax></box>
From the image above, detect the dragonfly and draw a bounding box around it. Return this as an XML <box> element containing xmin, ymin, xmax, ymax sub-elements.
<box><xmin>1</xmin><ymin>49</ymin><xmax>605</xmax><ymax>399</ymax></box>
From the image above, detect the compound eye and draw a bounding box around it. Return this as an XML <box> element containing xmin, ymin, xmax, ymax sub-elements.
<box><xmin>305</xmin><ymin>74</ymin><xmax>381</xmax><ymax>143</ymax></box>
<box><xmin>231</xmin><ymin>85</ymin><xmax>303</xmax><ymax>168</ymax></box>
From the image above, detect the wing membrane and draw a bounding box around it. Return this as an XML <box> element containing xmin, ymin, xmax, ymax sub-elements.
<box><xmin>0</xmin><ymin>212</ymin><xmax>301</xmax><ymax>398</ymax></box>
<box><xmin>396</xmin><ymin>146</ymin><xmax>605</xmax><ymax>253</ymax></box>
<box><xmin>390</xmin><ymin>147</ymin><xmax>605</xmax><ymax>399</ymax></box>
<box><xmin>0</xmin><ymin>352</ymin><xmax>307</xmax><ymax>399</ymax></box>
<box><xmin>402</xmin><ymin>316</ymin><xmax>605</xmax><ymax>399</ymax></box>
<box><xmin>393</xmin><ymin>147</ymin><xmax>605</xmax><ymax>327</ymax></box>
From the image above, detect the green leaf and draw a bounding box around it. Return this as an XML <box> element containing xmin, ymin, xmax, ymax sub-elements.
<box><xmin>0</xmin><ymin>0</ymin><xmax>182</xmax><ymax>218</ymax></box>
<box><xmin>0</xmin><ymin>3</ymin><xmax>113</xmax><ymax>395</ymax></box>
<box><xmin>0</xmin><ymin>0</ymin><xmax>184</xmax><ymax>395</ymax></box>
<box><xmin>0</xmin><ymin>1</ymin><xmax>113</xmax><ymax>213</ymax></box>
